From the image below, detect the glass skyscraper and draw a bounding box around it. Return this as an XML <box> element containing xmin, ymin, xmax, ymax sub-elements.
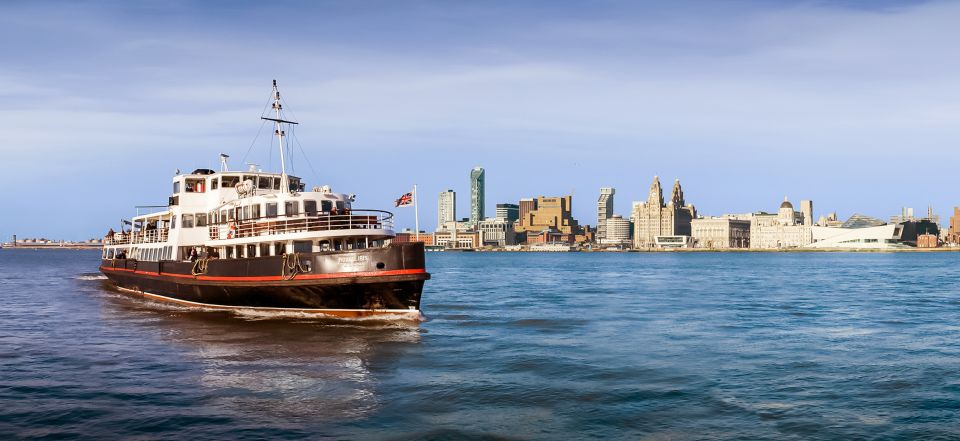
<box><xmin>470</xmin><ymin>167</ymin><xmax>485</xmax><ymax>226</ymax></box>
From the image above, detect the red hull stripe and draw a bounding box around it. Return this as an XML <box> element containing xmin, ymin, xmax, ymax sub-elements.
<box><xmin>100</xmin><ymin>266</ymin><xmax>427</xmax><ymax>282</ymax></box>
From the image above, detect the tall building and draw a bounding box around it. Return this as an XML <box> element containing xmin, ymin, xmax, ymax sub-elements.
<box><xmin>631</xmin><ymin>177</ymin><xmax>696</xmax><ymax>248</ymax></box>
<box><xmin>516</xmin><ymin>195</ymin><xmax>582</xmax><ymax>236</ymax></box>
<box><xmin>438</xmin><ymin>190</ymin><xmax>456</xmax><ymax>230</ymax></box>
<box><xmin>597</xmin><ymin>187</ymin><xmax>615</xmax><ymax>242</ymax></box>
<box><xmin>800</xmin><ymin>200</ymin><xmax>813</xmax><ymax>227</ymax></box>
<box><xmin>949</xmin><ymin>207</ymin><xmax>960</xmax><ymax>244</ymax></box>
<box><xmin>469</xmin><ymin>167</ymin><xmax>485</xmax><ymax>226</ymax></box>
<box><xmin>496</xmin><ymin>203</ymin><xmax>519</xmax><ymax>223</ymax></box>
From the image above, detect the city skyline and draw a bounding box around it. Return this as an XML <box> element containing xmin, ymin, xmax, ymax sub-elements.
<box><xmin>4</xmin><ymin>1</ymin><xmax>960</xmax><ymax>239</ymax></box>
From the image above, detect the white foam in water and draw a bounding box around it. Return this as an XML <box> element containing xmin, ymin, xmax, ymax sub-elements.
<box><xmin>75</xmin><ymin>275</ymin><xmax>108</xmax><ymax>281</ymax></box>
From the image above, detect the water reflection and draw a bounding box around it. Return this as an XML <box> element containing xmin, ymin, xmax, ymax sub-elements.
<box><xmin>95</xmin><ymin>281</ymin><xmax>422</xmax><ymax>422</ymax></box>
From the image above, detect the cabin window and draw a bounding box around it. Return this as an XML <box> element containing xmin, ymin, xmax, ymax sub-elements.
<box><xmin>171</xmin><ymin>216</ymin><xmax>177</xmax><ymax>229</ymax></box>
<box><xmin>251</xmin><ymin>204</ymin><xmax>261</xmax><ymax>219</ymax></box>
<box><xmin>210</xmin><ymin>177</ymin><xmax>219</xmax><ymax>190</ymax></box>
<box><xmin>293</xmin><ymin>241</ymin><xmax>312</xmax><ymax>253</ymax></box>
<box><xmin>185</xmin><ymin>178</ymin><xmax>205</xmax><ymax>193</ymax></box>
<box><xmin>227</xmin><ymin>209</ymin><xmax>235</xmax><ymax>221</ymax></box>
<box><xmin>258</xmin><ymin>177</ymin><xmax>272</xmax><ymax>190</ymax></box>
<box><xmin>266</xmin><ymin>203</ymin><xmax>278</xmax><ymax>218</ymax></box>
<box><xmin>242</xmin><ymin>206</ymin><xmax>251</xmax><ymax>220</ymax></box>
<box><xmin>173</xmin><ymin>181</ymin><xmax>181</xmax><ymax>194</ymax></box>
<box><xmin>321</xmin><ymin>200</ymin><xmax>332</xmax><ymax>213</ymax></box>
<box><xmin>219</xmin><ymin>210</ymin><xmax>227</xmax><ymax>223</ymax></box>
<box><xmin>247</xmin><ymin>244</ymin><xmax>257</xmax><ymax>258</ymax></box>
<box><xmin>289</xmin><ymin>178</ymin><xmax>301</xmax><ymax>192</ymax></box>
<box><xmin>221</xmin><ymin>175</ymin><xmax>240</xmax><ymax>189</ymax></box>
<box><xmin>196</xmin><ymin>213</ymin><xmax>208</xmax><ymax>227</ymax></box>
<box><xmin>285</xmin><ymin>201</ymin><xmax>299</xmax><ymax>216</ymax></box>
<box><xmin>224</xmin><ymin>247</ymin><xmax>233</xmax><ymax>259</ymax></box>
<box><xmin>107</xmin><ymin>248</ymin><xmax>115</xmax><ymax>259</ymax></box>
<box><xmin>273</xmin><ymin>179</ymin><xmax>280</xmax><ymax>190</ymax></box>
<box><xmin>335</xmin><ymin>201</ymin><xmax>345</xmax><ymax>212</ymax></box>
<box><xmin>304</xmin><ymin>200</ymin><xmax>318</xmax><ymax>216</ymax></box>
<box><xmin>182</xmin><ymin>214</ymin><xmax>194</xmax><ymax>228</ymax></box>
<box><xmin>260</xmin><ymin>243</ymin><xmax>270</xmax><ymax>257</ymax></box>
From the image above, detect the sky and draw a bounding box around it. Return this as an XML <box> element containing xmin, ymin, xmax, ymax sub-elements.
<box><xmin>1</xmin><ymin>0</ymin><xmax>959</xmax><ymax>240</ymax></box>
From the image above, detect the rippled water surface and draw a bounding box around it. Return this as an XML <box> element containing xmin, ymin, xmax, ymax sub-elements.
<box><xmin>2</xmin><ymin>249</ymin><xmax>960</xmax><ymax>440</ymax></box>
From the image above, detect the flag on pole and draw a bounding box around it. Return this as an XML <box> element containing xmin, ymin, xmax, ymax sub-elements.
<box><xmin>395</xmin><ymin>191</ymin><xmax>414</xmax><ymax>207</ymax></box>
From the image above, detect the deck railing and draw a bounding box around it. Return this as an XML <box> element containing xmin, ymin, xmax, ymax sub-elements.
<box><xmin>104</xmin><ymin>229</ymin><xmax>169</xmax><ymax>245</ymax></box>
<box><xmin>208</xmin><ymin>210</ymin><xmax>394</xmax><ymax>241</ymax></box>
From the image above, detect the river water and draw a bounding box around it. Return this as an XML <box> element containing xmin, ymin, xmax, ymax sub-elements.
<box><xmin>1</xmin><ymin>249</ymin><xmax>959</xmax><ymax>440</ymax></box>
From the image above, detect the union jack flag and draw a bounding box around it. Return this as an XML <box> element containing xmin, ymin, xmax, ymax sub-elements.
<box><xmin>395</xmin><ymin>191</ymin><xmax>414</xmax><ymax>207</ymax></box>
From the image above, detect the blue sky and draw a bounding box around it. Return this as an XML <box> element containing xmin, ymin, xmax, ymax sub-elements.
<box><xmin>1</xmin><ymin>0</ymin><xmax>958</xmax><ymax>240</ymax></box>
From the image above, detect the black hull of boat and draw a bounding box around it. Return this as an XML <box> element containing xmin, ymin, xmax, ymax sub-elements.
<box><xmin>99</xmin><ymin>243</ymin><xmax>429</xmax><ymax>318</ymax></box>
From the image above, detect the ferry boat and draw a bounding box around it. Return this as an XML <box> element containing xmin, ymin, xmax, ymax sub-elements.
<box><xmin>99</xmin><ymin>81</ymin><xmax>429</xmax><ymax>319</ymax></box>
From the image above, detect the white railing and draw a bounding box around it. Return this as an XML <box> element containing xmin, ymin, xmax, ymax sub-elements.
<box><xmin>208</xmin><ymin>210</ymin><xmax>394</xmax><ymax>241</ymax></box>
<box><xmin>104</xmin><ymin>229</ymin><xmax>169</xmax><ymax>245</ymax></box>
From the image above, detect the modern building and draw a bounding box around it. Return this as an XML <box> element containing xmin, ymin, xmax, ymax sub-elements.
<box><xmin>596</xmin><ymin>187</ymin><xmax>615</xmax><ymax>242</ymax></box>
<box><xmin>495</xmin><ymin>203</ymin><xmax>519</xmax><ymax>223</ymax></box>
<box><xmin>807</xmin><ymin>224</ymin><xmax>909</xmax><ymax>249</ymax></box>
<box><xmin>469</xmin><ymin>167</ymin><xmax>485</xmax><ymax>226</ymax></box>
<box><xmin>750</xmin><ymin>197</ymin><xmax>813</xmax><ymax>249</ymax></box>
<box><xmin>478</xmin><ymin>218</ymin><xmax>517</xmax><ymax>247</ymax></box>
<box><xmin>438</xmin><ymin>189</ymin><xmax>456</xmax><ymax>229</ymax></box>
<box><xmin>631</xmin><ymin>177</ymin><xmax>696</xmax><ymax>248</ymax></box>
<box><xmin>691</xmin><ymin>218</ymin><xmax>751</xmax><ymax>249</ymax></box>
<box><xmin>515</xmin><ymin>195</ymin><xmax>582</xmax><ymax>236</ymax></box>
<box><xmin>599</xmin><ymin>215</ymin><xmax>631</xmax><ymax>246</ymax></box>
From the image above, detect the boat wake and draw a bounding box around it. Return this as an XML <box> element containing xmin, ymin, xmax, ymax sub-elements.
<box><xmin>75</xmin><ymin>274</ymin><xmax>108</xmax><ymax>281</ymax></box>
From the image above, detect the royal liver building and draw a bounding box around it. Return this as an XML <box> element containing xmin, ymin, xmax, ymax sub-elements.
<box><xmin>631</xmin><ymin>176</ymin><xmax>696</xmax><ymax>248</ymax></box>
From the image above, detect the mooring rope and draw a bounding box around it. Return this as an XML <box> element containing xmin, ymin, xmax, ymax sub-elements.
<box><xmin>191</xmin><ymin>258</ymin><xmax>209</xmax><ymax>276</ymax></box>
<box><xmin>281</xmin><ymin>253</ymin><xmax>308</xmax><ymax>280</ymax></box>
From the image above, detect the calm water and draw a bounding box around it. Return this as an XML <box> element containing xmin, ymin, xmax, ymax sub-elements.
<box><xmin>1</xmin><ymin>249</ymin><xmax>959</xmax><ymax>440</ymax></box>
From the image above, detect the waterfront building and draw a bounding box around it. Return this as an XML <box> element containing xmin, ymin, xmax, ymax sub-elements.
<box><xmin>596</xmin><ymin>187</ymin><xmax>615</xmax><ymax>242</ymax></box>
<box><xmin>800</xmin><ymin>200</ymin><xmax>813</xmax><ymax>227</ymax></box>
<box><xmin>691</xmin><ymin>218</ymin><xmax>751</xmax><ymax>249</ymax></box>
<box><xmin>438</xmin><ymin>190</ymin><xmax>456</xmax><ymax>229</ymax></box>
<box><xmin>393</xmin><ymin>230</ymin><xmax>435</xmax><ymax>246</ymax></box>
<box><xmin>469</xmin><ymin>167</ymin><xmax>485</xmax><ymax>226</ymax></box>
<box><xmin>434</xmin><ymin>230</ymin><xmax>480</xmax><ymax>249</ymax></box>
<box><xmin>630</xmin><ymin>177</ymin><xmax>696</xmax><ymax>248</ymax></box>
<box><xmin>749</xmin><ymin>197</ymin><xmax>813</xmax><ymax>249</ymax></box>
<box><xmin>841</xmin><ymin>214</ymin><xmax>886</xmax><ymax>229</ymax></box>
<box><xmin>515</xmin><ymin>195</ymin><xmax>582</xmax><ymax>237</ymax></box>
<box><xmin>917</xmin><ymin>234</ymin><xmax>939</xmax><ymax>248</ymax></box>
<box><xmin>599</xmin><ymin>215</ymin><xmax>631</xmax><ymax>246</ymax></box>
<box><xmin>495</xmin><ymin>203</ymin><xmax>519</xmax><ymax>223</ymax></box>
<box><xmin>807</xmin><ymin>224</ymin><xmax>908</xmax><ymax>249</ymax></box>
<box><xmin>478</xmin><ymin>218</ymin><xmax>517</xmax><ymax>247</ymax></box>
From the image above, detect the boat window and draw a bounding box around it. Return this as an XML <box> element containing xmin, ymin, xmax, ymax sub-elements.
<box><xmin>289</xmin><ymin>178</ymin><xmax>301</xmax><ymax>192</ymax></box>
<box><xmin>251</xmin><ymin>204</ymin><xmax>261</xmax><ymax>219</ymax></box>
<box><xmin>185</xmin><ymin>178</ymin><xmax>205</xmax><ymax>193</ymax></box>
<box><xmin>182</xmin><ymin>214</ymin><xmax>194</xmax><ymax>228</ymax></box>
<box><xmin>321</xmin><ymin>200</ymin><xmax>332</xmax><ymax>212</ymax></box>
<box><xmin>336</xmin><ymin>201</ymin><xmax>345</xmax><ymax>212</ymax></box>
<box><xmin>266</xmin><ymin>203</ymin><xmax>278</xmax><ymax>218</ymax></box>
<box><xmin>210</xmin><ymin>177</ymin><xmax>219</xmax><ymax>190</ymax></box>
<box><xmin>273</xmin><ymin>179</ymin><xmax>280</xmax><ymax>190</ymax></box>
<box><xmin>258</xmin><ymin>177</ymin><xmax>272</xmax><ymax>190</ymax></box>
<box><xmin>242</xmin><ymin>205</ymin><xmax>251</xmax><ymax>220</ymax></box>
<box><xmin>227</xmin><ymin>209</ymin><xmax>235</xmax><ymax>221</ymax></box>
<box><xmin>285</xmin><ymin>201</ymin><xmax>299</xmax><ymax>216</ymax></box>
<box><xmin>260</xmin><ymin>243</ymin><xmax>270</xmax><ymax>257</ymax></box>
<box><xmin>107</xmin><ymin>248</ymin><xmax>114</xmax><ymax>259</ymax></box>
<box><xmin>221</xmin><ymin>175</ymin><xmax>240</xmax><ymax>189</ymax></box>
<box><xmin>246</xmin><ymin>244</ymin><xmax>257</xmax><ymax>258</ymax></box>
<box><xmin>293</xmin><ymin>240</ymin><xmax>312</xmax><ymax>253</ymax></box>
<box><xmin>173</xmin><ymin>181</ymin><xmax>181</xmax><ymax>194</ymax></box>
<box><xmin>171</xmin><ymin>216</ymin><xmax>177</xmax><ymax>229</ymax></box>
<box><xmin>304</xmin><ymin>200</ymin><xmax>318</xmax><ymax>216</ymax></box>
<box><xmin>196</xmin><ymin>213</ymin><xmax>208</xmax><ymax>227</ymax></box>
<box><xmin>224</xmin><ymin>247</ymin><xmax>233</xmax><ymax>259</ymax></box>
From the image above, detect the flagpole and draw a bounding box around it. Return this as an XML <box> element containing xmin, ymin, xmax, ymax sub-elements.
<box><xmin>413</xmin><ymin>185</ymin><xmax>420</xmax><ymax>241</ymax></box>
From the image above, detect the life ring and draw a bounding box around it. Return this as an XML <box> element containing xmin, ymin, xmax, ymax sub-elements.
<box><xmin>227</xmin><ymin>222</ymin><xmax>237</xmax><ymax>239</ymax></box>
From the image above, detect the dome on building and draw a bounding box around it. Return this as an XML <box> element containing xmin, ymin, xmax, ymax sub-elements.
<box><xmin>780</xmin><ymin>197</ymin><xmax>793</xmax><ymax>210</ymax></box>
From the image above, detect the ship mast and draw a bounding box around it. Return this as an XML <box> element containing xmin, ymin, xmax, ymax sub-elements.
<box><xmin>261</xmin><ymin>80</ymin><xmax>298</xmax><ymax>192</ymax></box>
